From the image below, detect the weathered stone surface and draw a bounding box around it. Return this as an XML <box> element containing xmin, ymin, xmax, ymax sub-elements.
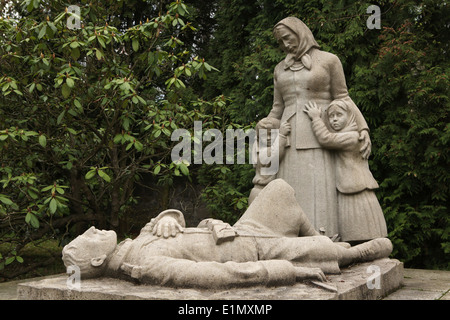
<box><xmin>17</xmin><ymin>258</ymin><xmax>402</xmax><ymax>300</ymax></box>
<box><xmin>58</xmin><ymin>180</ymin><xmax>393</xmax><ymax>289</ymax></box>
<box><xmin>265</xmin><ymin>17</ymin><xmax>386</xmax><ymax>242</ymax></box>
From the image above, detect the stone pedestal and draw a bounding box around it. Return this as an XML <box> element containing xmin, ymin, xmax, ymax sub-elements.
<box><xmin>17</xmin><ymin>258</ymin><xmax>402</xmax><ymax>300</ymax></box>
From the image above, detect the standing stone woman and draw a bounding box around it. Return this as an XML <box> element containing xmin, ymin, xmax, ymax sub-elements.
<box><xmin>267</xmin><ymin>17</ymin><xmax>371</xmax><ymax>237</ymax></box>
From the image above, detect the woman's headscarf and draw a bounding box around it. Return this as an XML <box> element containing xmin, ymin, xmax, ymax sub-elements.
<box><xmin>273</xmin><ymin>17</ymin><xmax>320</xmax><ymax>71</ymax></box>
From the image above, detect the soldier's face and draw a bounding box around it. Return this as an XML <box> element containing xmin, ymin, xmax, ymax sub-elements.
<box><xmin>63</xmin><ymin>226</ymin><xmax>117</xmax><ymax>262</ymax></box>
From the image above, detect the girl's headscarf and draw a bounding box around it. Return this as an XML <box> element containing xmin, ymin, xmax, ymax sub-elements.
<box><xmin>273</xmin><ymin>17</ymin><xmax>320</xmax><ymax>71</ymax></box>
<box><xmin>325</xmin><ymin>99</ymin><xmax>358</xmax><ymax>133</ymax></box>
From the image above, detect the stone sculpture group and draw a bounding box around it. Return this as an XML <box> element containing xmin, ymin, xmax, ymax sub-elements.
<box><xmin>251</xmin><ymin>17</ymin><xmax>387</xmax><ymax>242</ymax></box>
<box><xmin>62</xmin><ymin>17</ymin><xmax>391</xmax><ymax>290</ymax></box>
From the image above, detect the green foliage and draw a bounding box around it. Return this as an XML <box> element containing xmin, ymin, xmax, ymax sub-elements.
<box><xmin>198</xmin><ymin>0</ymin><xmax>449</xmax><ymax>269</ymax></box>
<box><xmin>0</xmin><ymin>0</ymin><xmax>222</xmax><ymax>277</ymax></box>
<box><xmin>197</xmin><ymin>164</ymin><xmax>251</xmax><ymax>224</ymax></box>
<box><xmin>0</xmin><ymin>0</ymin><xmax>448</xmax><ymax>275</ymax></box>
<box><xmin>351</xmin><ymin>1</ymin><xmax>450</xmax><ymax>269</ymax></box>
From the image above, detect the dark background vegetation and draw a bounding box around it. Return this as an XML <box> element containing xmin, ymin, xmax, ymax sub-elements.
<box><xmin>0</xmin><ymin>0</ymin><xmax>448</xmax><ymax>281</ymax></box>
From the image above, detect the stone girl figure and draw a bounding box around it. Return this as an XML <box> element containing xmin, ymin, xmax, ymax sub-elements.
<box><xmin>267</xmin><ymin>17</ymin><xmax>371</xmax><ymax>237</ymax></box>
<box><xmin>303</xmin><ymin>100</ymin><xmax>388</xmax><ymax>243</ymax></box>
<box><xmin>248</xmin><ymin>118</ymin><xmax>291</xmax><ymax>205</ymax></box>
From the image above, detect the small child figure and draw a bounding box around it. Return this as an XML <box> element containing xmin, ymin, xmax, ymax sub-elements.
<box><xmin>303</xmin><ymin>100</ymin><xmax>388</xmax><ymax>242</ymax></box>
<box><xmin>248</xmin><ymin>117</ymin><xmax>291</xmax><ymax>205</ymax></box>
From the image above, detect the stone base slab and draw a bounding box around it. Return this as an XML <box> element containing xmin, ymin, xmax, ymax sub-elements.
<box><xmin>17</xmin><ymin>258</ymin><xmax>403</xmax><ymax>300</ymax></box>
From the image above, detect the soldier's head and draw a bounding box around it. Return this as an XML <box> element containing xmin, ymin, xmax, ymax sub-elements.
<box><xmin>62</xmin><ymin>226</ymin><xmax>117</xmax><ymax>279</ymax></box>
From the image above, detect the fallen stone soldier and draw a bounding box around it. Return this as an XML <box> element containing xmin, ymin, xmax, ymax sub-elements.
<box><xmin>62</xmin><ymin>179</ymin><xmax>392</xmax><ymax>289</ymax></box>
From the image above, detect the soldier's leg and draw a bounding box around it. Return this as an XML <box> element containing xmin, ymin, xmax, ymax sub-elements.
<box><xmin>335</xmin><ymin>238</ymin><xmax>393</xmax><ymax>267</ymax></box>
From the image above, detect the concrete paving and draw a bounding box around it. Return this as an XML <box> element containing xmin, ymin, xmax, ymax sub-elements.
<box><xmin>0</xmin><ymin>273</ymin><xmax>63</xmax><ymax>300</ymax></box>
<box><xmin>383</xmin><ymin>268</ymin><xmax>449</xmax><ymax>300</ymax></box>
<box><xmin>1</xmin><ymin>267</ymin><xmax>448</xmax><ymax>300</ymax></box>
